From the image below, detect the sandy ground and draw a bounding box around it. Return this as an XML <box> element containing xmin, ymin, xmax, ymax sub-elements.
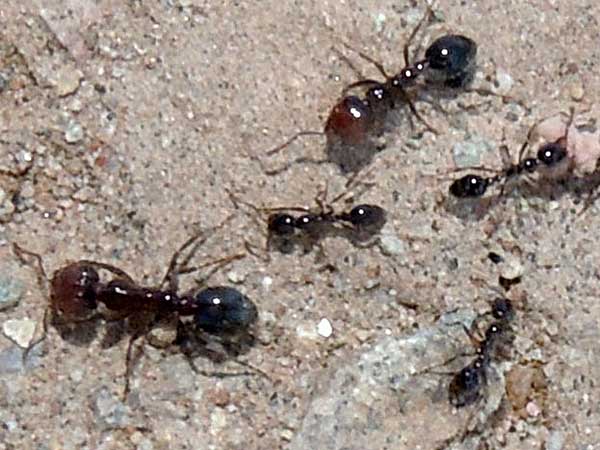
<box><xmin>1</xmin><ymin>1</ymin><xmax>600</xmax><ymax>449</ymax></box>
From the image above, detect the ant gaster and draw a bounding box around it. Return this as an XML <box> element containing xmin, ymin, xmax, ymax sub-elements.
<box><xmin>13</xmin><ymin>218</ymin><xmax>260</xmax><ymax>396</ymax></box>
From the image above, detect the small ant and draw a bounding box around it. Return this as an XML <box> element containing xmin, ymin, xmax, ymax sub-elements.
<box><xmin>228</xmin><ymin>174</ymin><xmax>386</xmax><ymax>257</ymax></box>
<box><xmin>448</xmin><ymin>110</ymin><xmax>575</xmax><ymax>199</ymax></box>
<box><xmin>12</xmin><ymin>219</ymin><xmax>262</xmax><ymax>397</ymax></box>
<box><xmin>261</xmin><ymin>6</ymin><xmax>504</xmax><ymax>174</ymax></box>
<box><xmin>446</xmin><ymin>297</ymin><xmax>516</xmax><ymax>408</ymax></box>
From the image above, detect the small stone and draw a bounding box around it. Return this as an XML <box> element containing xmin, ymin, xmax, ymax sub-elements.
<box><xmin>296</xmin><ymin>323</ymin><xmax>319</xmax><ymax>340</ymax></box>
<box><xmin>0</xmin><ymin>275</ymin><xmax>24</xmax><ymax>311</ymax></box>
<box><xmin>2</xmin><ymin>318</ymin><xmax>36</xmax><ymax>348</ymax></box>
<box><xmin>55</xmin><ymin>68</ymin><xmax>83</xmax><ymax>97</ymax></box>
<box><xmin>262</xmin><ymin>276</ymin><xmax>273</xmax><ymax>290</ymax></box>
<box><xmin>545</xmin><ymin>431</ymin><xmax>565</xmax><ymax>450</ymax></box>
<box><xmin>281</xmin><ymin>429</ymin><xmax>294</xmax><ymax>442</ymax></box>
<box><xmin>526</xmin><ymin>401</ymin><xmax>541</xmax><ymax>417</ymax></box>
<box><xmin>94</xmin><ymin>387</ymin><xmax>130</xmax><ymax>428</ymax></box>
<box><xmin>495</xmin><ymin>69</ymin><xmax>514</xmax><ymax>94</ymax></box>
<box><xmin>65</xmin><ymin>121</ymin><xmax>84</xmax><ymax>143</ymax></box>
<box><xmin>373</xmin><ymin>12</ymin><xmax>386</xmax><ymax>33</ymax></box>
<box><xmin>209</xmin><ymin>409</ymin><xmax>228</xmax><ymax>434</ymax></box>
<box><xmin>379</xmin><ymin>233</ymin><xmax>405</xmax><ymax>256</ymax></box>
<box><xmin>147</xmin><ymin>319</ymin><xmax>178</xmax><ymax>348</ymax></box>
<box><xmin>227</xmin><ymin>270</ymin><xmax>245</xmax><ymax>284</ymax></box>
<box><xmin>569</xmin><ymin>78</ymin><xmax>584</xmax><ymax>102</ymax></box>
<box><xmin>452</xmin><ymin>136</ymin><xmax>493</xmax><ymax>168</ymax></box>
<box><xmin>317</xmin><ymin>318</ymin><xmax>333</xmax><ymax>338</ymax></box>
<box><xmin>500</xmin><ymin>258</ymin><xmax>524</xmax><ymax>281</ymax></box>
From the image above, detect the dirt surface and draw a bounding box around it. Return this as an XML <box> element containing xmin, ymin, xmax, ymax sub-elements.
<box><xmin>1</xmin><ymin>1</ymin><xmax>599</xmax><ymax>449</ymax></box>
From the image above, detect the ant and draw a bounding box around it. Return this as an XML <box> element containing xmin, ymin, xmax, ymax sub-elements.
<box><xmin>227</xmin><ymin>173</ymin><xmax>386</xmax><ymax>257</ymax></box>
<box><xmin>12</xmin><ymin>219</ymin><xmax>262</xmax><ymax>397</ymax></box>
<box><xmin>448</xmin><ymin>109</ymin><xmax>575</xmax><ymax>199</ymax></box>
<box><xmin>260</xmin><ymin>6</ymin><xmax>505</xmax><ymax>174</ymax></box>
<box><xmin>447</xmin><ymin>297</ymin><xmax>515</xmax><ymax>408</ymax></box>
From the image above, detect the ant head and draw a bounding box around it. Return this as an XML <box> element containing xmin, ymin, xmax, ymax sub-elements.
<box><xmin>425</xmin><ymin>35</ymin><xmax>477</xmax><ymax>88</ymax></box>
<box><xmin>268</xmin><ymin>214</ymin><xmax>296</xmax><ymax>237</ymax></box>
<box><xmin>449</xmin><ymin>174</ymin><xmax>488</xmax><ymax>198</ymax></box>
<box><xmin>523</xmin><ymin>157</ymin><xmax>538</xmax><ymax>173</ymax></box>
<box><xmin>325</xmin><ymin>95</ymin><xmax>372</xmax><ymax>145</ymax></box>
<box><xmin>346</xmin><ymin>204</ymin><xmax>386</xmax><ymax>232</ymax></box>
<box><xmin>491</xmin><ymin>297</ymin><xmax>514</xmax><ymax>321</ymax></box>
<box><xmin>50</xmin><ymin>263</ymin><xmax>99</xmax><ymax>319</ymax></box>
<box><xmin>193</xmin><ymin>287</ymin><xmax>258</xmax><ymax>333</ymax></box>
<box><xmin>537</xmin><ymin>142</ymin><xmax>567</xmax><ymax>168</ymax></box>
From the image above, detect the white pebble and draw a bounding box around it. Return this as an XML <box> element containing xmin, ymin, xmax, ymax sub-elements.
<box><xmin>262</xmin><ymin>276</ymin><xmax>273</xmax><ymax>289</ymax></box>
<box><xmin>2</xmin><ymin>318</ymin><xmax>36</xmax><ymax>348</ymax></box>
<box><xmin>317</xmin><ymin>318</ymin><xmax>333</xmax><ymax>338</ymax></box>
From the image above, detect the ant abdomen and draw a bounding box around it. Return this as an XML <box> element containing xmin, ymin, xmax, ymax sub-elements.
<box><xmin>268</xmin><ymin>214</ymin><xmax>296</xmax><ymax>237</ymax></box>
<box><xmin>325</xmin><ymin>95</ymin><xmax>373</xmax><ymax>145</ymax></box>
<box><xmin>50</xmin><ymin>263</ymin><xmax>100</xmax><ymax>319</ymax></box>
<box><xmin>191</xmin><ymin>287</ymin><xmax>258</xmax><ymax>333</ymax></box>
<box><xmin>425</xmin><ymin>34</ymin><xmax>477</xmax><ymax>88</ymax></box>
<box><xmin>449</xmin><ymin>174</ymin><xmax>489</xmax><ymax>198</ymax></box>
<box><xmin>448</xmin><ymin>358</ymin><xmax>485</xmax><ymax>408</ymax></box>
<box><xmin>344</xmin><ymin>204</ymin><xmax>386</xmax><ymax>233</ymax></box>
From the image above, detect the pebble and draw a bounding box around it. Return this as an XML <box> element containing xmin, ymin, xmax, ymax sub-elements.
<box><xmin>94</xmin><ymin>387</ymin><xmax>130</xmax><ymax>428</ymax></box>
<box><xmin>526</xmin><ymin>401</ymin><xmax>541</xmax><ymax>417</ymax></box>
<box><xmin>2</xmin><ymin>318</ymin><xmax>36</xmax><ymax>348</ymax></box>
<box><xmin>262</xmin><ymin>276</ymin><xmax>273</xmax><ymax>290</ymax></box>
<box><xmin>545</xmin><ymin>431</ymin><xmax>565</xmax><ymax>450</ymax></box>
<box><xmin>495</xmin><ymin>68</ymin><xmax>514</xmax><ymax>94</ymax></box>
<box><xmin>452</xmin><ymin>136</ymin><xmax>493</xmax><ymax>168</ymax></box>
<box><xmin>0</xmin><ymin>275</ymin><xmax>24</xmax><ymax>311</ymax></box>
<box><xmin>569</xmin><ymin>78</ymin><xmax>584</xmax><ymax>101</ymax></box>
<box><xmin>65</xmin><ymin>120</ymin><xmax>84</xmax><ymax>143</ymax></box>
<box><xmin>227</xmin><ymin>270</ymin><xmax>245</xmax><ymax>284</ymax></box>
<box><xmin>317</xmin><ymin>318</ymin><xmax>333</xmax><ymax>338</ymax></box>
<box><xmin>55</xmin><ymin>68</ymin><xmax>83</xmax><ymax>97</ymax></box>
<box><xmin>146</xmin><ymin>319</ymin><xmax>178</xmax><ymax>348</ymax></box>
<box><xmin>379</xmin><ymin>233</ymin><xmax>405</xmax><ymax>256</ymax></box>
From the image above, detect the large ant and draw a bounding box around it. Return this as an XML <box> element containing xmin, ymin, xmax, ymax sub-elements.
<box><xmin>448</xmin><ymin>110</ymin><xmax>574</xmax><ymax>200</ymax></box>
<box><xmin>260</xmin><ymin>6</ymin><xmax>504</xmax><ymax>174</ymax></box>
<box><xmin>12</xmin><ymin>219</ymin><xmax>262</xmax><ymax>397</ymax></box>
<box><xmin>227</xmin><ymin>173</ymin><xmax>386</xmax><ymax>257</ymax></box>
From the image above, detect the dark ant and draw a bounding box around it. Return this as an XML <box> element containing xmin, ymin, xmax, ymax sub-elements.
<box><xmin>448</xmin><ymin>110</ymin><xmax>575</xmax><ymax>199</ymax></box>
<box><xmin>12</xmin><ymin>219</ymin><xmax>262</xmax><ymax>397</ymax></box>
<box><xmin>260</xmin><ymin>7</ymin><xmax>507</xmax><ymax>174</ymax></box>
<box><xmin>227</xmin><ymin>173</ymin><xmax>386</xmax><ymax>257</ymax></box>
<box><xmin>447</xmin><ymin>297</ymin><xmax>515</xmax><ymax>408</ymax></box>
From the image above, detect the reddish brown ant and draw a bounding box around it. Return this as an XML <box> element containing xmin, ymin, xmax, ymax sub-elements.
<box><xmin>260</xmin><ymin>6</ymin><xmax>508</xmax><ymax>174</ymax></box>
<box><xmin>12</xmin><ymin>219</ymin><xmax>263</xmax><ymax>397</ymax></box>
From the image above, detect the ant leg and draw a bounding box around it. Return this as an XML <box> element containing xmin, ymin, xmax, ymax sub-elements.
<box><xmin>123</xmin><ymin>331</ymin><xmax>146</xmax><ymax>399</ymax></box>
<box><xmin>13</xmin><ymin>243</ymin><xmax>49</xmax><ymax>297</ymax></box>
<box><xmin>77</xmin><ymin>260</ymin><xmax>135</xmax><ymax>283</ymax></box>
<box><xmin>265</xmin><ymin>130</ymin><xmax>325</xmax><ymax>156</ymax></box>
<box><xmin>398</xmin><ymin>87</ymin><xmax>438</xmax><ymax>134</ymax></box>
<box><xmin>176</xmin><ymin>253</ymin><xmax>246</xmax><ymax>285</ymax></box>
<box><xmin>403</xmin><ymin>1</ymin><xmax>436</xmax><ymax>66</ymax></box>
<box><xmin>161</xmin><ymin>215</ymin><xmax>235</xmax><ymax>291</ymax></box>
<box><xmin>338</xmin><ymin>42</ymin><xmax>390</xmax><ymax>79</ymax></box>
